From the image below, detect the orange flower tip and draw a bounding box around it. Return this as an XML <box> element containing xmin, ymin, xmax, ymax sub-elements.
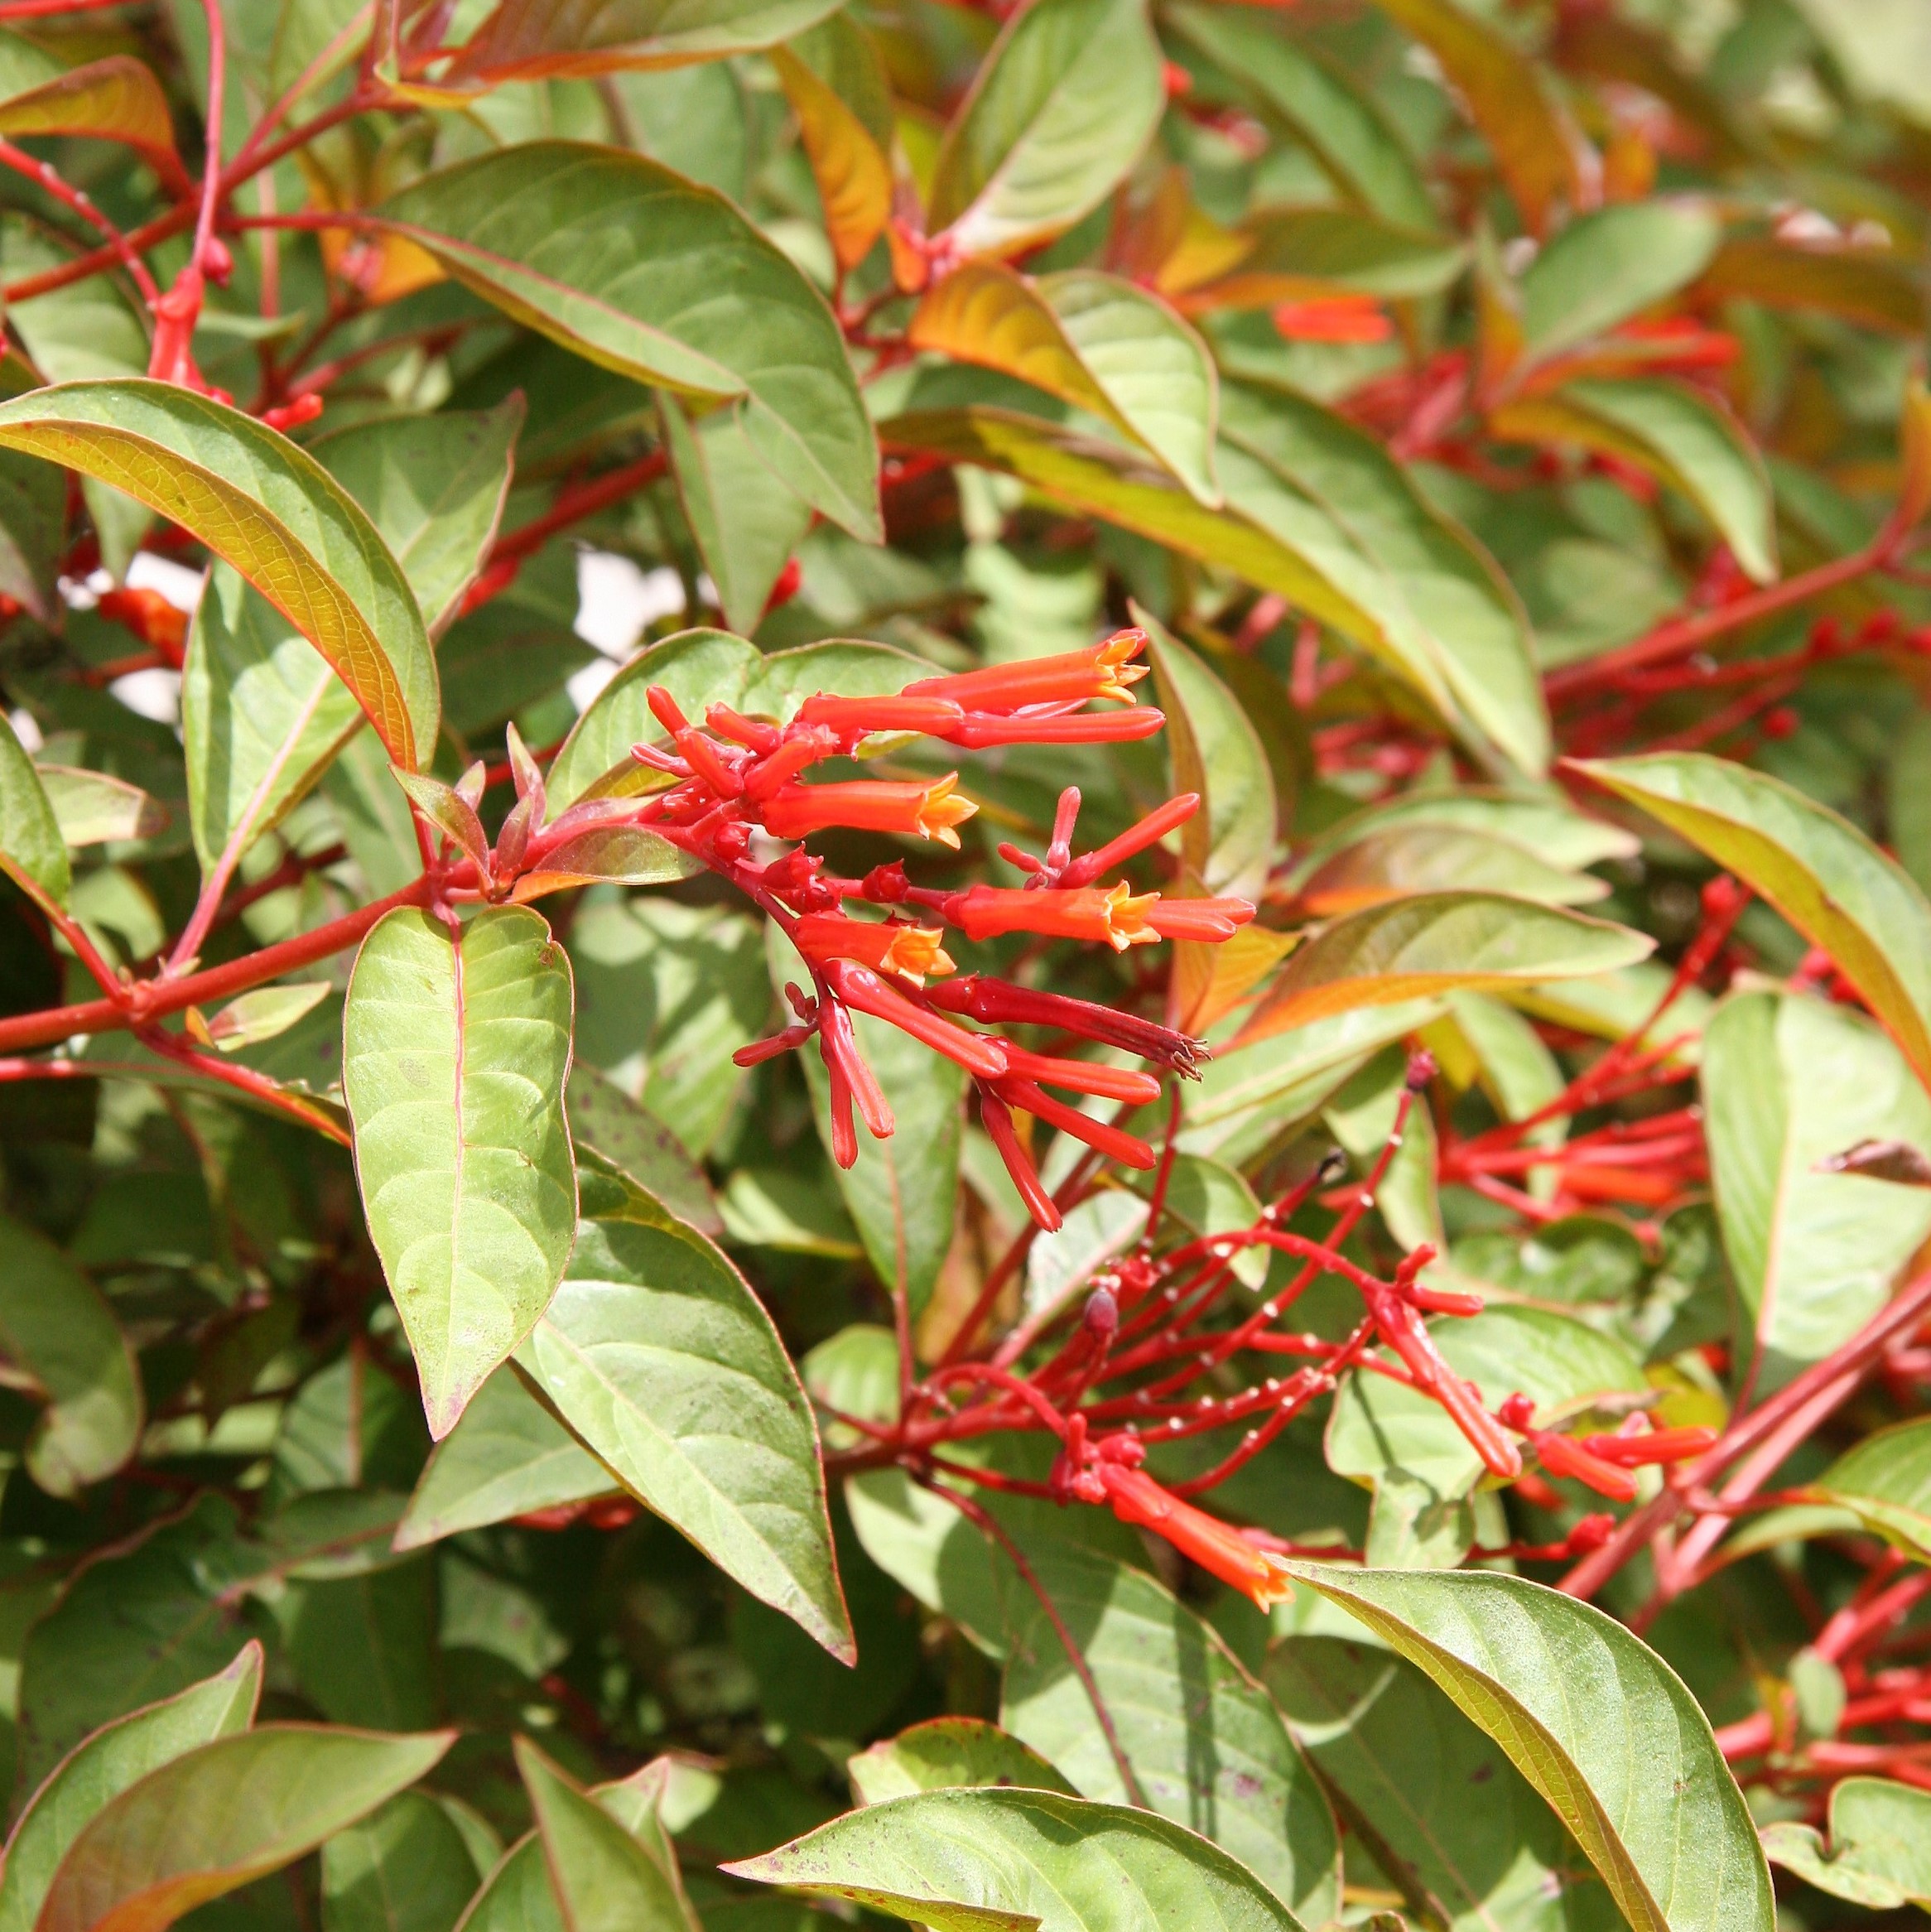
<box><xmin>918</xmin><ymin>773</ymin><xmax>976</xmax><ymax>847</ymax></box>
<box><xmin>1242</xmin><ymin>1550</ymin><xmax>1298</xmax><ymax>1612</ymax></box>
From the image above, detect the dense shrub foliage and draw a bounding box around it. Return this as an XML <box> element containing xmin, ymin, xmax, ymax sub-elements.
<box><xmin>0</xmin><ymin>0</ymin><xmax>1925</xmax><ymax>1927</ymax></box>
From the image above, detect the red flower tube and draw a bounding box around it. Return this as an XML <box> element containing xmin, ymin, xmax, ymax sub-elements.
<box><xmin>950</xmin><ymin>883</ymin><xmax>1157</xmax><ymax>951</ymax></box>
<box><xmin>821</xmin><ymin>960</ymin><xmax>1009</xmax><ymax>1080</ymax></box>
<box><xmin>999</xmin><ymin>1046</ymin><xmax>1162</xmax><ymax>1106</ymax></box>
<box><xmin>906</xmin><ymin>630</ymin><xmax>1149</xmax><ymax>711</ymax></box>
<box><xmin>1144</xmin><ymin>897</ymin><xmax>1259</xmax><ymax>942</ymax></box>
<box><xmin>924</xmin><ymin>976</ymin><xmax>1207</xmax><ymax>1075</ymax></box>
<box><xmin>1099</xmin><ymin>1464</ymin><xmax>1296</xmax><ymax>1608</ymax></box>
<box><xmin>942</xmin><ymin>708</ymin><xmax>1168</xmax><ymax>748</ymax></box>
<box><xmin>795</xmin><ymin>692</ymin><xmax>968</xmax><ymax>737</ymax></box>
<box><xmin>761</xmin><ymin>773</ymin><xmax>977</xmax><ymax>847</ymax></box>
<box><xmin>1000</xmin><ymin>1078</ymin><xmax>1157</xmax><ymax>1170</ymax></box>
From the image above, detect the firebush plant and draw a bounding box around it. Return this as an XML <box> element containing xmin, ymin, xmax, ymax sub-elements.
<box><xmin>0</xmin><ymin>0</ymin><xmax>1929</xmax><ymax>1926</ymax></box>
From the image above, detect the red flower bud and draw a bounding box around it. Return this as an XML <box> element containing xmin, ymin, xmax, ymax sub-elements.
<box><xmin>907</xmin><ymin>630</ymin><xmax>1148</xmax><ymax>711</ymax></box>
<box><xmin>762</xmin><ymin>773</ymin><xmax>977</xmax><ymax>847</ymax></box>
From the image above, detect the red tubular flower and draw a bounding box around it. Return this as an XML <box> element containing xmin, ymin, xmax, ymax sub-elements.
<box><xmin>761</xmin><ymin>773</ymin><xmax>977</xmax><ymax>847</ymax></box>
<box><xmin>795</xmin><ymin>692</ymin><xmax>968</xmax><ymax>737</ymax></box>
<box><xmin>1530</xmin><ymin>1432</ymin><xmax>1640</xmax><ymax>1503</ymax></box>
<box><xmin>1099</xmin><ymin>1464</ymin><xmax>1296</xmax><ymax>1608</ymax></box>
<box><xmin>793</xmin><ymin>913</ymin><xmax>955</xmax><ymax>982</ymax></box>
<box><xmin>741</xmin><ymin>731</ymin><xmax>835</xmax><ymax>803</ymax></box>
<box><xmin>942</xmin><ymin>708</ymin><xmax>1167</xmax><ymax>748</ymax></box>
<box><xmin>980</xmin><ymin>1089</ymin><xmax>1061</xmax><ymax>1231</ymax></box>
<box><xmin>1274</xmin><ymin>296</ymin><xmax>1391</xmax><ymax>344</ymax></box>
<box><xmin>1059</xmin><ymin>795</ymin><xmax>1199</xmax><ymax>888</ymax></box>
<box><xmin>907</xmin><ymin>629</ymin><xmax>1149</xmax><ymax>711</ymax></box>
<box><xmin>1143</xmin><ymin>897</ymin><xmax>1259</xmax><ymax>942</ymax></box>
<box><xmin>821</xmin><ymin>960</ymin><xmax>1009</xmax><ymax>1080</ymax></box>
<box><xmin>1579</xmin><ymin>1425</ymin><xmax>1718</xmax><ymax>1467</ymax></box>
<box><xmin>925</xmin><ymin>976</ymin><xmax>1207</xmax><ymax>1076</ymax></box>
<box><xmin>1000</xmin><ymin>1078</ymin><xmax>1157</xmax><ymax>1170</ymax></box>
<box><xmin>999</xmin><ymin>1046</ymin><xmax>1162</xmax><ymax>1106</ymax></box>
<box><xmin>951</xmin><ymin>883</ymin><xmax>1158</xmax><ymax>951</ymax></box>
<box><xmin>819</xmin><ymin>998</ymin><xmax>893</xmax><ymax>1166</ymax></box>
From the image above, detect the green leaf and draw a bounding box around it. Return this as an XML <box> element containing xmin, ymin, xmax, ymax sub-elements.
<box><xmin>567</xmin><ymin>1062</ymin><xmax>722</xmax><ymax>1238</ymax></box>
<box><xmin>0</xmin><ymin>53</ymin><xmax>180</xmax><ymax>181</ymax></box>
<box><xmin>457</xmin><ymin>1835</ymin><xmax>559</xmax><ymax>1932</ymax></box>
<box><xmin>661</xmin><ymin>395</ymin><xmax>813</xmax><ymax>634</ymax></box>
<box><xmin>0</xmin><ymin>1208</ymin><xmax>142</xmax><ymax>1498</ymax></box>
<box><xmin>1201</xmin><ymin>208</ymin><xmax>1467</xmax><ymax>304</ymax></box>
<box><xmin>0</xmin><ymin>712</ymin><xmax>70</xmax><ymax>911</ymax></box>
<box><xmin>1294</xmin><ymin>787</ymin><xmax>1638</xmax><ymax>879</ymax></box>
<box><xmin>1572</xmin><ymin>753</ymin><xmax>1931</xmax><ymax>1091</ymax></box>
<box><xmin>1762</xmin><ymin>1776</ymin><xmax>1931</xmax><ymax>1911</ymax></box>
<box><xmin>1164</xmin><ymin>5</ymin><xmax>1436</xmax><ymax>229</ymax></box>
<box><xmin>322</xmin><ymin>1791</ymin><xmax>488</xmax><ymax>1932</ymax></box>
<box><xmin>1216</xmin><ymin>378</ymin><xmax>1548</xmax><ymax>779</ymax></box>
<box><xmin>511</xmin><ymin>826</ymin><xmax>700</xmax><ymax>903</ymax></box>
<box><xmin>0</xmin><ymin>1645</ymin><xmax>261</xmax><ymax>1932</ymax></box>
<box><xmin>848</xmin><ymin>1720</ymin><xmax>1076</xmax><ymax>1805</ymax></box>
<box><xmin>723</xmin><ymin>1786</ymin><xmax>1311</xmax><ymax>1930</ymax></box>
<box><xmin>1518</xmin><ymin>203</ymin><xmax>1723</xmax><ymax>362</ymax></box>
<box><xmin>383</xmin><ymin>144</ymin><xmax>880</xmax><ymax>540</ymax></box>
<box><xmin>1696</xmin><ymin>236</ymin><xmax>1926</xmax><ymax>337</ymax></box>
<box><xmin>1143</xmin><ymin>615</ymin><xmax>1276</xmax><ymax>901</ymax></box>
<box><xmin>1295</xmin><ymin>825</ymin><xmax>1609</xmax><ymax>912</ymax></box>
<box><xmin>1001</xmin><ymin>1544</ymin><xmax>1340</xmax><ymax>1925</ymax></box>
<box><xmin>547</xmin><ymin>629</ymin><xmax>762</xmax><ymax>811</ymax></box>
<box><xmin>911</xmin><ymin>266</ymin><xmax>1221</xmax><ymax>506</ymax></box>
<box><xmin>1279</xmin><ymin>1564</ymin><xmax>1774</xmax><ymax>1932</ymax></box>
<box><xmin>927</xmin><ymin>0</ymin><xmax>1164</xmax><ymax>262</ymax></box>
<box><xmin>394</xmin><ymin>1365</ymin><xmax>612</xmax><ymax>1550</ymax></box>
<box><xmin>1243</xmin><ymin>894</ymin><xmax>1653</xmax><ymax>1042</ymax></box>
<box><xmin>446</xmin><ymin>0</ymin><xmax>847</xmax><ymax>82</ymax></box>
<box><xmin>36</xmin><ymin>765</ymin><xmax>167</xmax><ymax>848</ymax></box>
<box><xmin>772</xmin><ymin>18</ymin><xmax>893</xmax><ymax>274</ymax></box>
<box><xmin>342</xmin><ymin>906</ymin><xmax>578</xmax><ymax>1439</ymax></box>
<box><xmin>1797</xmin><ymin>1416</ymin><xmax>1931</xmax><ymax>1563</ymax></box>
<box><xmin>1702</xmin><ymin>991</ymin><xmax>1931</xmax><ymax>1398</ymax></box>
<box><xmin>0</xmin><ymin>380</ymin><xmax>438</xmax><ymax>768</ymax></box>
<box><xmin>1328</xmin><ymin>1307</ymin><xmax>1645</xmax><ymax>1513</ymax></box>
<box><xmin>1371</xmin><ymin>0</ymin><xmax>1588</xmax><ymax>235</ymax></box>
<box><xmin>1494</xmin><ymin>378</ymin><xmax>1774</xmax><ymax>585</ymax></box>
<box><xmin>769</xmin><ymin>923</ymin><xmax>965</xmax><ymax>1320</ymax></box>
<box><xmin>182</xmin><ymin>402</ymin><xmax>520</xmax><ymax>878</ymax></box>
<box><xmin>883</xmin><ymin>407</ymin><xmax>1419</xmax><ymax>668</ymax></box>
<box><xmin>516</xmin><ymin>1164</ymin><xmax>852</xmax><ymax>1660</ymax></box>
<box><xmin>35</xmin><ymin>1724</ymin><xmax>454</xmax><ymax>1932</ymax></box>
<box><xmin>314</xmin><ymin>401</ymin><xmax>522</xmax><ymax>635</ymax></box>
<box><xmin>1266</xmin><ymin>1635</ymin><xmax>1621</xmax><ymax>1932</ymax></box>
<box><xmin>200</xmin><ymin>983</ymin><xmax>334</xmax><ymax>1053</ymax></box>
<box><xmin>518</xmin><ymin>1737</ymin><xmax>700</xmax><ymax>1932</ymax></box>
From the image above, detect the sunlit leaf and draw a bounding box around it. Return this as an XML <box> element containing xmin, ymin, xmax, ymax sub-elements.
<box><xmin>383</xmin><ymin>144</ymin><xmax>880</xmax><ymax>540</ymax></box>
<box><xmin>1001</xmin><ymin>1543</ymin><xmax>1341</xmax><ymax>1924</ymax></box>
<box><xmin>1372</xmin><ymin>0</ymin><xmax>1592</xmax><ymax>235</ymax></box>
<box><xmin>927</xmin><ymin>0</ymin><xmax>1164</xmax><ymax>262</ymax></box>
<box><xmin>849</xmin><ymin>1719</ymin><xmax>1075</xmax><ymax>1805</ymax></box>
<box><xmin>724</xmin><ymin>1786</ymin><xmax>1310</xmax><ymax>1930</ymax></box>
<box><xmin>0</xmin><ymin>381</ymin><xmax>438</xmax><ymax>768</ymax></box>
<box><xmin>1517</xmin><ymin>202</ymin><xmax>1722</xmax><ymax>360</ymax></box>
<box><xmin>0</xmin><ymin>53</ymin><xmax>181</xmax><ymax>182</ymax></box>
<box><xmin>1280</xmin><ymin>1563</ymin><xmax>1774</xmax><ymax>1932</ymax></box>
<box><xmin>36</xmin><ymin>764</ymin><xmax>167</xmax><ymax>848</ymax></box>
<box><xmin>35</xmin><ymin>1726</ymin><xmax>454</xmax><ymax>1932</ymax></box>
<box><xmin>445</xmin><ymin>0</ymin><xmax>848</xmax><ymax>82</ymax></box>
<box><xmin>772</xmin><ymin>17</ymin><xmax>893</xmax><ymax>274</ymax></box>
<box><xmin>0</xmin><ymin>711</ymin><xmax>70</xmax><ymax>910</ymax></box>
<box><xmin>1572</xmin><ymin>754</ymin><xmax>1931</xmax><ymax>1091</ymax></box>
<box><xmin>1702</xmin><ymin>991</ymin><xmax>1931</xmax><ymax>1399</ymax></box>
<box><xmin>342</xmin><ymin>906</ymin><xmax>578</xmax><ymax>1439</ymax></box>
<box><xmin>1795</xmin><ymin>1416</ymin><xmax>1931</xmax><ymax>1564</ymax></box>
<box><xmin>1242</xmin><ymin>894</ymin><xmax>1653</xmax><ymax>1042</ymax></box>
<box><xmin>1763</xmin><ymin>1776</ymin><xmax>1931</xmax><ymax>1911</ymax></box>
<box><xmin>393</xmin><ymin>1366</ymin><xmax>612</xmax><ymax>1550</ymax></box>
<box><xmin>518</xmin><ymin>1153</ymin><xmax>852</xmax><ymax>1660</ymax></box>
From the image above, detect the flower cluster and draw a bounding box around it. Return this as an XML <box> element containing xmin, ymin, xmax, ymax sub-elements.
<box><xmin>627</xmin><ymin>629</ymin><xmax>1256</xmax><ymax>1226</ymax></box>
